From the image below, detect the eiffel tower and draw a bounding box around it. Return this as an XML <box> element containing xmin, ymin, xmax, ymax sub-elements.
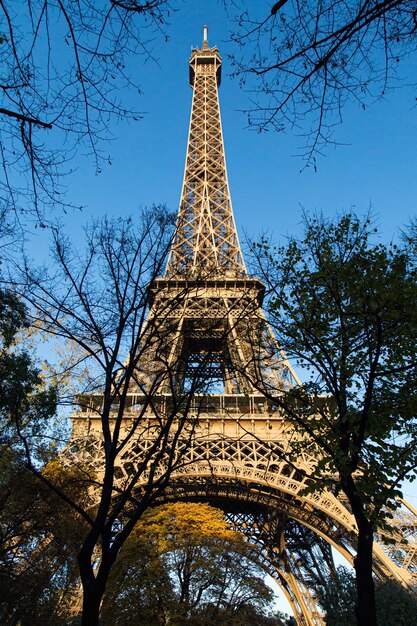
<box><xmin>71</xmin><ymin>27</ymin><xmax>417</xmax><ymax>625</ymax></box>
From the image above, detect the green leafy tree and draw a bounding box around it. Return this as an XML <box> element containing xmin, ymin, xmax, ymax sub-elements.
<box><xmin>317</xmin><ymin>566</ymin><xmax>357</xmax><ymax>626</ymax></box>
<box><xmin>102</xmin><ymin>502</ymin><xmax>278</xmax><ymax>625</ymax></box>
<box><xmin>318</xmin><ymin>566</ymin><xmax>417</xmax><ymax>626</ymax></box>
<box><xmin>250</xmin><ymin>213</ymin><xmax>417</xmax><ymax>626</ymax></box>
<box><xmin>375</xmin><ymin>579</ymin><xmax>417</xmax><ymax>625</ymax></box>
<box><xmin>0</xmin><ymin>289</ymin><xmax>57</xmax><ymax>458</ymax></box>
<box><xmin>0</xmin><ymin>289</ymin><xmax>86</xmax><ymax>624</ymax></box>
<box><xmin>0</xmin><ymin>455</ymin><xmax>90</xmax><ymax>625</ymax></box>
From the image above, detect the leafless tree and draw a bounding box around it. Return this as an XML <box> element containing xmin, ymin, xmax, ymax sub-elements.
<box><xmin>228</xmin><ymin>0</ymin><xmax>417</xmax><ymax>166</ymax></box>
<box><xmin>12</xmin><ymin>206</ymin><xmax>225</xmax><ymax>625</ymax></box>
<box><xmin>0</xmin><ymin>0</ymin><xmax>172</xmax><ymax>222</ymax></box>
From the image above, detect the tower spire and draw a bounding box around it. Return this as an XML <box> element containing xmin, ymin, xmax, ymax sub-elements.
<box><xmin>202</xmin><ymin>24</ymin><xmax>208</xmax><ymax>49</ymax></box>
<box><xmin>165</xmin><ymin>29</ymin><xmax>246</xmax><ymax>278</ymax></box>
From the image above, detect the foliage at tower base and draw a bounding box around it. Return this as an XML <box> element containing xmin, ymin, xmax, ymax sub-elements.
<box><xmin>0</xmin><ymin>456</ymin><xmax>90</xmax><ymax>625</ymax></box>
<box><xmin>101</xmin><ymin>502</ymin><xmax>288</xmax><ymax>626</ymax></box>
<box><xmin>250</xmin><ymin>213</ymin><xmax>417</xmax><ymax>626</ymax></box>
<box><xmin>0</xmin><ymin>289</ymin><xmax>86</xmax><ymax>624</ymax></box>
<box><xmin>318</xmin><ymin>566</ymin><xmax>417</xmax><ymax>626</ymax></box>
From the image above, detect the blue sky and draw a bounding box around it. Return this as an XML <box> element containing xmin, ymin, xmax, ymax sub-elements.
<box><xmin>51</xmin><ymin>1</ymin><xmax>416</xmax><ymax>251</ymax></box>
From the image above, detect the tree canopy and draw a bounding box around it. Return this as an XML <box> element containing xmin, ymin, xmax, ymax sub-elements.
<box><xmin>251</xmin><ymin>212</ymin><xmax>417</xmax><ymax>626</ymax></box>
<box><xmin>318</xmin><ymin>566</ymin><xmax>417</xmax><ymax>626</ymax></box>
<box><xmin>0</xmin><ymin>288</ymin><xmax>86</xmax><ymax>624</ymax></box>
<box><xmin>102</xmin><ymin>501</ymin><xmax>286</xmax><ymax>626</ymax></box>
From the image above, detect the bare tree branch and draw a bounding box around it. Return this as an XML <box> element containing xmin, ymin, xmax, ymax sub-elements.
<box><xmin>0</xmin><ymin>0</ymin><xmax>172</xmax><ymax>221</ymax></box>
<box><xmin>229</xmin><ymin>0</ymin><xmax>417</xmax><ymax>166</ymax></box>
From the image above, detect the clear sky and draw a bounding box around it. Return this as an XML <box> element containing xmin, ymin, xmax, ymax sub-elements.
<box><xmin>51</xmin><ymin>1</ymin><xmax>417</xmax><ymax>250</ymax></box>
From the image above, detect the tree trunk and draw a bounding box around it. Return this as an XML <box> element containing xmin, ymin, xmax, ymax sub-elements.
<box><xmin>342</xmin><ymin>475</ymin><xmax>378</xmax><ymax>626</ymax></box>
<box><xmin>78</xmin><ymin>543</ymin><xmax>108</xmax><ymax>626</ymax></box>
<box><xmin>354</xmin><ymin>517</ymin><xmax>377</xmax><ymax>626</ymax></box>
<box><xmin>81</xmin><ymin>584</ymin><xmax>103</xmax><ymax>626</ymax></box>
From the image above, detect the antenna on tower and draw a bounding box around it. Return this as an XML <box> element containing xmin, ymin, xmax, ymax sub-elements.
<box><xmin>203</xmin><ymin>24</ymin><xmax>208</xmax><ymax>49</ymax></box>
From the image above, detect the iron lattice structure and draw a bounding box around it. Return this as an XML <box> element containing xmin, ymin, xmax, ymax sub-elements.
<box><xmin>70</xmin><ymin>29</ymin><xmax>417</xmax><ymax>625</ymax></box>
<box><xmin>165</xmin><ymin>31</ymin><xmax>244</xmax><ymax>278</ymax></box>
